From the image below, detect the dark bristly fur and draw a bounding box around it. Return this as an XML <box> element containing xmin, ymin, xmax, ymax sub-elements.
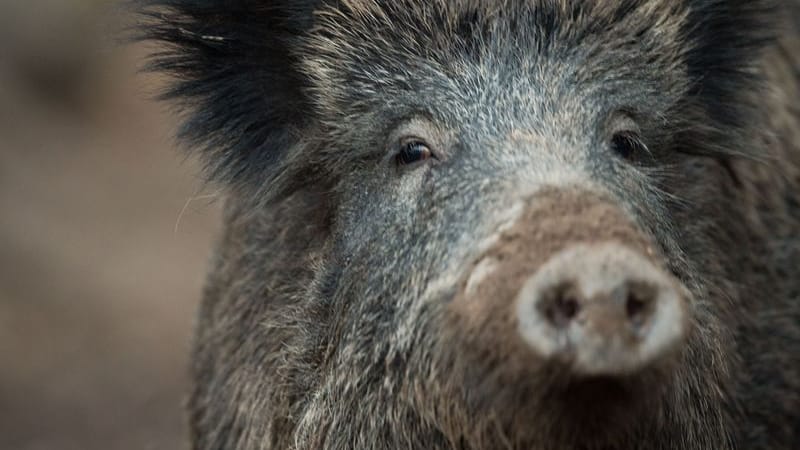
<box><xmin>136</xmin><ymin>0</ymin><xmax>321</xmax><ymax>187</ymax></box>
<box><xmin>136</xmin><ymin>1</ymin><xmax>799</xmax><ymax>449</ymax></box>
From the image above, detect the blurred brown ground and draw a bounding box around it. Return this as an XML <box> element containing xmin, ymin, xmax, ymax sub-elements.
<box><xmin>0</xmin><ymin>2</ymin><xmax>221</xmax><ymax>449</ymax></box>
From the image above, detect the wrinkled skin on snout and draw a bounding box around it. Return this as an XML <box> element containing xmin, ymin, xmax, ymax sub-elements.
<box><xmin>140</xmin><ymin>1</ymin><xmax>800</xmax><ymax>449</ymax></box>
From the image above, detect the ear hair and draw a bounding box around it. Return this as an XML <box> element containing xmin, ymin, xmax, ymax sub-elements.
<box><xmin>683</xmin><ymin>0</ymin><xmax>782</xmax><ymax>128</ymax></box>
<box><xmin>134</xmin><ymin>0</ymin><xmax>321</xmax><ymax>186</ymax></box>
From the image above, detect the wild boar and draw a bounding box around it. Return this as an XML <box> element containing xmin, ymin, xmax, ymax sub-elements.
<box><xmin>138</xmin><ymin>1</ymin><xmax>800</xmax><ymax>448</ymax></box>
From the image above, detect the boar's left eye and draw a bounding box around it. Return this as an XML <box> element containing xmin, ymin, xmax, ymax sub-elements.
<box><xmin>611</xmin><ymin>131</ymin><xmax>648</xmax><ymax>161</ymax></box>
<box><xmin>396</xmin><ymin>141</ymin><xmax>435</xmax><ymax>166</ymax></box>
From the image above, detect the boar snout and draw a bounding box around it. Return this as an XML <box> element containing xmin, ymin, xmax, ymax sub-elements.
<box><xmin>445</xmin><ymin>189</ymin><xmax>696</xmax><ymax>444</ymax></box>
<box><xmin>517</xmin><ymin>242</ymin><xmax>688</xmax><ymax>376</ymax></box>
<box><xmin>451</xmin><ymin>190</ymin><xmax>692</xmax><ymax>386</ymax></box>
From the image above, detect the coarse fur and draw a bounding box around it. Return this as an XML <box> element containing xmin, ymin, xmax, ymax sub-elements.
<box><xmin>136</xmin><ymin>1</ymin><xmax>800</xmax><ymax>449</ymax></box>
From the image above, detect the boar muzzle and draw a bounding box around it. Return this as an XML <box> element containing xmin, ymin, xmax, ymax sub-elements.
<box><xmin>453</xmin><ymin>189</ymin><xmax>690</xmax><ymax>379</ymax></box>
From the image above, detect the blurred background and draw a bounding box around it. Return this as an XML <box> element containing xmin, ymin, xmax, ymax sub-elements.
<box><xmin>0</xmin><ymin>2</ymin><xmax>221</xmax><ymax>449</ymax></box>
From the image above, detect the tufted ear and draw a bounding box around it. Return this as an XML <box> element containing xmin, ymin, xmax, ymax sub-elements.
<box><xmin>136</xmin><ymin>0</ymin><xmax>321</xmax><ymax>186</ymax></box>
<box><xmin>683</xmin><ymin>0</ymin><xmax>782</xmax><ymax>128</ymax></box>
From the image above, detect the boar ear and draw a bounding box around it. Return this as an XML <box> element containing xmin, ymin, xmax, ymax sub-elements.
<box><xmin>136</xmin><ymin>0</ymin><xmax>320</xmax><ymax>186</ymax></box>
<box><xmin>684</xmin><ymin>0</ymin><xmax>782</xmax><ymax>127</ymax></box>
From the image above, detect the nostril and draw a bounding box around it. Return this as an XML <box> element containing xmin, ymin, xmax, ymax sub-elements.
<box><xmin>625</xmin><ymin>282</ymin><xmax>656</xmax><ymax>328</ymax></box>
<box><xmin>626</xmin><ymin>294</ymin><xmax>646</xmax><ymax>321</ymax></box>
<box><xmin>540</xmin><ymin>283</ymin><xmax>581</xmax><ymax>328</ymax></box>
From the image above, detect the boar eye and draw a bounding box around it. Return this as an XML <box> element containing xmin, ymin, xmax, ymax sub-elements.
<box><xmin>611</xmin><ymin>131</ymin><xmax>647</xmax><ymax>161</ymax></box>
<box><xmin>396</xmin><ymin>140</ymin><xmax>434</xmax><ymax>166</ymax></box>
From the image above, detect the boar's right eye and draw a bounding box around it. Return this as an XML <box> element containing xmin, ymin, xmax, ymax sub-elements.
<box><xmin>395</xmin><ymin>140</ymin><xmax>436</xmax><ymax>167</ymax></box>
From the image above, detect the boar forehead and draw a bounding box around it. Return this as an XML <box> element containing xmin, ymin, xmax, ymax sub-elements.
<box><xmin>303</xmin><ymin>0</ymin><xmax>689</xmax><ymax>134</ymax></box>
<box><xmin>300</xmin><ymin>0</ymin><xmax>689</xmax><ymax>271</ymax></box>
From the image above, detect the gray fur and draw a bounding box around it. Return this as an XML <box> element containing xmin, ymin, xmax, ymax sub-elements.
<box><xmin>139</xmin><ymin>1</ymin><xmax>800</xmax><ymax>449</ymax></box>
